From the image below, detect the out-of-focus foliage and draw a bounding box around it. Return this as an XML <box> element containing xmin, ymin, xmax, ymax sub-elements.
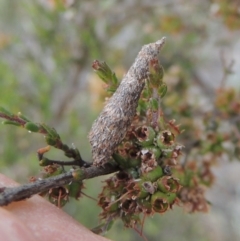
<box><xmin>0</xmin><ymin>0</ymin><xmax>240</xmax><ymax>241</ymax></box>
<box><xmin>212</xmin><ymin>0</ymin><xmax>240</xmax><ymax>30</ymax></box>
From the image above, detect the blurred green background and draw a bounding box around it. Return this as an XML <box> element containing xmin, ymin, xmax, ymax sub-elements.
<box><xmin>0</xmin><ymin>0</ymin><xmax>240</xmax><ymax>240</ymax></box>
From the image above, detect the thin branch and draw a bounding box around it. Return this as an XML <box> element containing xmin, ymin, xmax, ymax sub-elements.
<box><xmin>0</xmin><ymin>163</ymin><xmax>119</xmax><ymax>206</ymax></box>
<box><xmin>39</xmin><ymin>157</ymin><xmax>91</xmax><ymax>168</ymax></box>
<box><xmin>219</xmin><ymin>50</ymin><xmax>235</xmax><ymax>89</ymax></box>
<box><xmin>0</xmin><ymin>113</ymin><xmax>29</xmax><ymax>127</ymax></box>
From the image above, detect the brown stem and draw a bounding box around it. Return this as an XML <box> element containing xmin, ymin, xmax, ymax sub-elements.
<box><xmin>0</xmin><ymin>163</ymin><xmax>119</xmax><ymax>206</ymax></box>
<box><xmin>0</xmin><ymin>113</ymin><xmax>27</xmax><ymax>126</ymax></box>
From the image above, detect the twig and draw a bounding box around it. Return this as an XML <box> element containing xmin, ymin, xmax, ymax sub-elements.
<box><xmin>219</xmin><ymin>50</ymin><xmax>234</xmax><ymax>88</ymax></box>
<box><xmin>0</xmin><ymin>113</ymin><xmax>26</xmax><ymax>126</ymax></box>
<box><xmin>0</xmin><ymin>163</ymin><xmax>119</xmax><ymax>206</ymax></box>
<box><xmin>39</xmin><ymin>157</ymin><xmax>91</xmax><ymax>168</ymax></box>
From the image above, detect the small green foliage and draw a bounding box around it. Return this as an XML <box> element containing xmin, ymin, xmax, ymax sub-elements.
<box><xmin>72</xmin><ymin>169</ymin><xmax>84</xmax><ymax>181</ymax></box>
<box><xmin>45</xmin><ymin>135</ymin><xmax>57</xmax><ymax>146</ymax></box>
<box><xmin>150</xmin><ymin>98</ymin><xmax>159</xmax><ymax>112</ymax></box>
<box><xmin>142</xmin><ymin>166</ymin><xmax>164</xmax><ymax>182</ymax></box>
<box><xmin>48</xmin><ymin>187</ymin><xmax>69</xmax><ymax>207</ymax></box>
<box><xmin>112</xmin><ymin>152</ymin><xmax>129</xmax><ymax>168</ymax></box>
<box><xmin>145</xmin><ymin>146</ymin><xmax>161</xmax><ymax>159</ymax></box>
<box><xmin>156</xmin><ymin>130</ymin><xmax>175</xmax><ymax>149</ymax></box>
<box><xmin>70</xmin><ymin>148</ymin><xmax>81</xmax><ymax>160</ymax></box>
<box><xmin>149</xmin><ymin>59</ymin><xmax>164</xmax><ymax>88</ymax></box>
<box><xmin>92</xmin><ymin>60</ymin><xmax>119</xmax><ymax>92</ymax></box>
<box><xmin>24</xmin><ymin>122</ymin><xmax>40</xmax><ymax>132</ymax></box>
<box><xmin>0</xmin><ymin>106</ymin><xmax>13</xmax><ymax>117</ymax></box>
<box><xmin>157</xmin><ymin>176</ymin><xmax>180</xmax><ymax>193</ymax></box>
<box><xmin>2</xmin><ymin>120</ymin><xmax>21</xmax><ymax>126</ymax></box>
<box><xmin>68</xmin><ymin>181</ymin><xmax>83</xmax><ymax>199</ymax></box>
<box><xmin>39</xmin><ymin>157</ymin><xmax>51</xmax><ymax>166</ymax></box>
<box><xmin>158</xmin><ymin>83</ymin><xmax>168</xmax><ymax>98</ymax></box>
<box><xmin>134</xmin><ymin>125</ymin><xmax>156</xmax><ymax>147</ymax></box>
<box><xmin>151</xmin><ymin>192</ymin><xmax>173</xmax><ymax>213</ymax></box>
<box><xmin>136</xmin><ymin>181</ymin><xmax>151</xmax><ymax>199</ymax></box>
<box><xmin>17</xmin><ymin>112</ymin><xmax>31</xmax><ymax>122</ymax></box>
<box><xmin>91</xmin><ymin>220</ymin><xmax>114</xmax><ymax>235</ymax></box>
<box><xmin>41</xmin><ymin>123</ymin><xmax>60</xmax><ymax>139</ymax></box>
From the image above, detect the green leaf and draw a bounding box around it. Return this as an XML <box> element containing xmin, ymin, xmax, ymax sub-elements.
<box><xmin>142</xmin><ymin>166</ymin><xmax>164</xmax><ymax>182</ymax></box>
<box><xmin>158</xmin><ymin>83</ymin><xmax>168</xmax><ymax>98</ymax></box>
<box><xmin>150</xmin><ymin>98</ymin><xmax>159</xmax><ymax>112</ymax></box>
<box><xmin>18</xmin><ymin>112</ymin><xmax>31</xmax><ymax>122</ymax></box>
<box><xmin>0</xmin><ymin>107</ymin><xmax>13</xmax><ymax>117</ymax></box>
<box><xmin>45</xmin><ymin>135</ymin><xmax>57</xmax><ymax>146</ymax></box>
<box><xmin>25</xmin><ymin>122</ymin><xmax>40</xmax><ymax>132</ymax></box>
<box><xmin>2</xmin><ymin>120</ymin><xmax>21</xmax><ymax>126</ymax></box>
<box><xmin>41</xmin><ymin>123</ymin><xmax>59</xmax><ymax>138</ymax></box>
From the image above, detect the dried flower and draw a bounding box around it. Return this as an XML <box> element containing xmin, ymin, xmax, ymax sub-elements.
<box><xmin>48</xmin><ymin>186</ymin><xmax>69</xmax><ymax>207</ymax></box>
<box><xmin>157</xmin><ymin>176</ymin><xmax>181</xmax><ymax>193</ymax></box>
<box><xmin>134</xmin><ymin>125</ymin><xmax>156</xmax><ymax>147</ymax></box>
<box><xmin>179</xmin><ymin>186</ymin><xmax>209</xmax><ymax>213</ymax></box>
<box><xmin>151</xmin><ymin>191</ymin><xmax>176</xmax><ymax>213</ymax></box>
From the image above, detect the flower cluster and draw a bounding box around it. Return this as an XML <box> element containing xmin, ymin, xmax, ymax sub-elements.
<box><xmin>98</xmin><ymin>168</ymin><xmax>181</xmax><ymax>228</ymax></box>
<box><xmin>34</xmin><ymin>163</ymin><xmax>84</xmax><ymax>208</ymax></box>
<box><xmin>96</xmin><ymin>58</ymin><xmax>208</xmax><ymax>228</ymax></box>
